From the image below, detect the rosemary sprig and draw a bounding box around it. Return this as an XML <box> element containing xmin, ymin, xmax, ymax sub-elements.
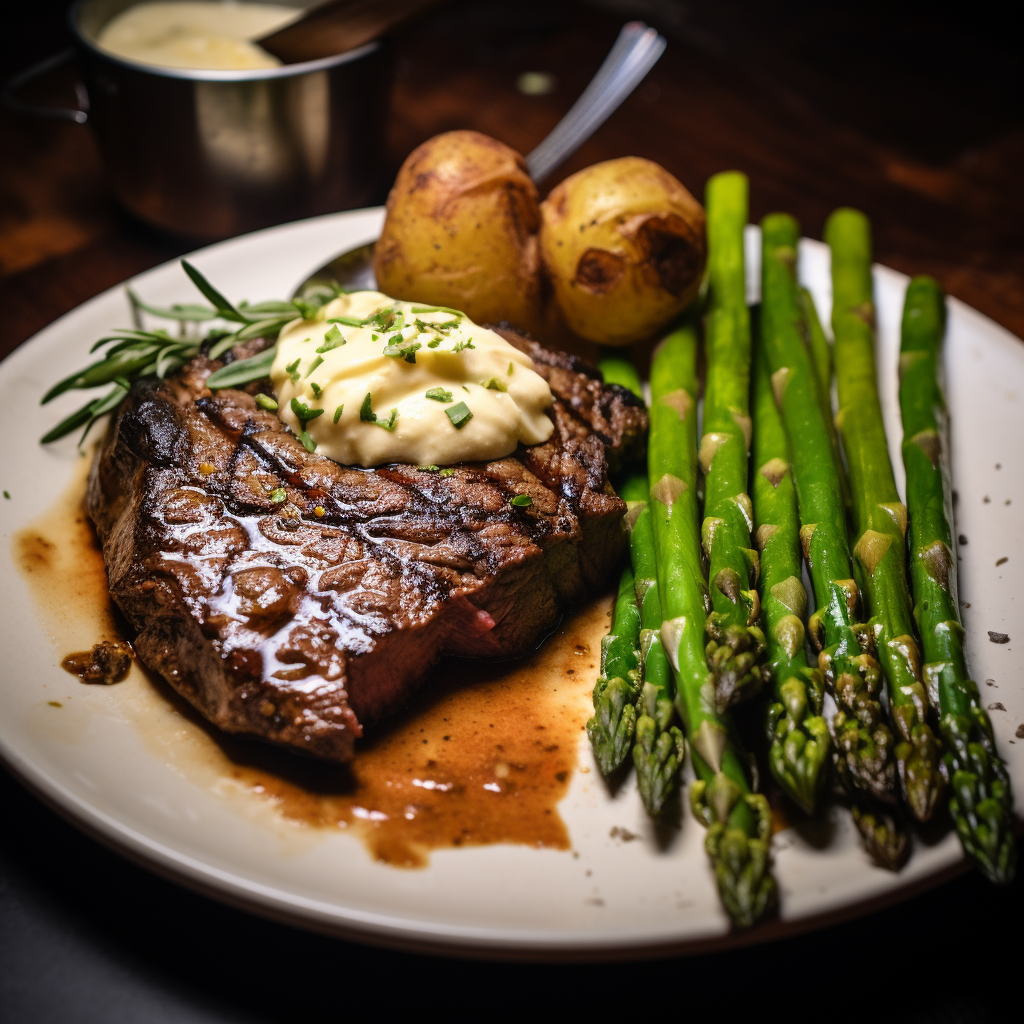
<box><xmin>41</xmin><ymin>261</ymin><xmax>343</xmax><ymax>444</ymax></box>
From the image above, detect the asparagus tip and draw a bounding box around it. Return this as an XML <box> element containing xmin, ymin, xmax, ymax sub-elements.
<box><xmin>851</xmin><ymin>801</ymin><xmax>910</xmax><ymax>871</ymax></box>
<box><xmin>586</xmin><ymin>675</ymin><xmax>638</xmax><ymax>776</ymax></box>
<box><xmin>705</xmin><ymin>621</ymin><xmax>767</xmax><ymax>712</ymax></box>
<box><xmin>633</xmin><ymin>711</ymin><xmax>685</xmax><ymax>816</ymax></box>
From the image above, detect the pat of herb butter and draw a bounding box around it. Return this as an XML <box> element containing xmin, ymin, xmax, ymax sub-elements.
<box><xmin>271</xmin><ymin>291</ymin><xmax>553</xmax><ymax>468</ymax></box>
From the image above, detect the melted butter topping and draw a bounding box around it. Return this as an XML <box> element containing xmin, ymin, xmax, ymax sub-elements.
<box><xmin>271</xmin><ymin>291</ymin><xmax>555</xmax><ymax>468</ymax></box>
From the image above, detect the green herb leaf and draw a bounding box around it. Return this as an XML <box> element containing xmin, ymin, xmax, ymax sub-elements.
<box><xmin>304</xmin><ymin>355</ymin><xmax>323</xmax><ymax>378</ymax></box>
<box><xmin>359</xmin><ymin>392</ymin><xmax>397</xmax><ymax>430</ymax></box>
<box><xmin>425</xmin><ymin>387</ymin><xmax>453</xmax><ymax>402</ymax></box>
<box><xmin>446</xmin><ymin>401</ymin><xmax>473</xmax><ymax>429</ymax></box>
<box><xmin>333</xmin><ymin>404</ymin><xmax>344</xmax><ymax>423</ymax></box>
<box><xmin>481</xmin><ymin>377</ymin><xmax>508</xmax><ymax>392</ymax></box>
<box><xmin>233</xmin><ymin>317</ymin><xmax>292</xmax><ymax>342</ymax></box>
<box><xmin>127</xmin><ymin>287</ymin><xmax>216</xmax><ymax>322</ymax></box>
<box><xmin>383</xmin><ymin>338</ymin><xmax>421</xmax><ymax>363</ymax></box>
<box><xmin>327</xmin><ymin>316</ymin><xmax>367</xmax><ymax>328</ymax></box>
<box><xmin>269</xmin><ymin>487</ymin><xmax>287</xmax><ymax>503</ymax></box>
<box><xmin>299</xmin><ymin>431</ymin><xmax>317</xmax><ymax>453</ymax></box>
<box><xmin>439</xmin><ymin>467</ymin><xmax>455</xmax><ymax>477</ymax></box>
<box><xmin>42</xmin><ymin>344</ymin><xmax>162</xmax><ymax>403</ymax></box>
<box><xmin>359</xmin><ymin>392</ymin><xmax>375</xmax><ymax>422</ymax></box>
<box><xmin>411</xmin><ymin>304</ymin><xmax>464</xmax><ymax>317</ymax></box>
<box><xmin>418</xmin><ymin>464</ymin><xmax>440</xmax><ymax>472</ymax></box>
<box><xmin>510</xmin><ymin>494</ymin><xmax>533</xmax><ymax>508</ymax></box>
<box><xmin>317</xmin><ymin>324</ymin><xmax>346</xmax><ymax>353</ymax></box>
<box><xmin>508</xmin><ymin>362</ymin><xmax>514</xmax><ymax>375</ymax></box>
<box><xmin>290</xmin><ymin>397</ymin><xmax>324</xmax><ymax>427</ymax></box>
<box><xmin>427</xmin><ymin>338</ymin><xmax>442</xmax><ymax>348</ymax></box>
<box><xmin>452</xmin><ymin>337</ymin><xmax>475</xmax><ymax>353</ymax></box>
<box><xmin>181</xmin><ymin>260</ymin><xmax>248</xmax><ymax>323</ymax></box>
<box><xmin>206</xmin><ymin>347</ymin><xmax>277</xmax><ymax>389</ymax></box>
<box><xmin>310</xmin><ymin>382</ymin><xmax>323</xmax><ymax>398</ymax></box>
<box><xmin>255</xmin><ymin>393</ymin><xmax>278</xmax><ymax>411</ymax></box>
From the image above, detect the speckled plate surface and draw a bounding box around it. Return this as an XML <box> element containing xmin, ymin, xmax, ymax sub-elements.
<box><xmin>0</xmin><ymin>208</ymin><xmax>1020</xmax><ymax>958</ymax></box>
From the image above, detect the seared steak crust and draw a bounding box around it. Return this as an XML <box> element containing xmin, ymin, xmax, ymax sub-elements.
<box><xmin>87</xmin><ymin>331</ymin><xmax>646</xmax><ymax>762</ymax></box>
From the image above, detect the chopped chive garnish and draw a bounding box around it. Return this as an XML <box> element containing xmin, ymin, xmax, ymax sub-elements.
<box><xmin>304</xmin><ymin>355</ymin><xmax>323</xmax><ymax>377</ymax></box>
<box><xmin>269</xmin><ymin>487</ymin><xmax>287</xmax><ymax>503</ymax></box>
<box><xmin>508</xmin><ymin>362</ymin><xmax>514</xmax><ymax>375</ymax></box>
<box><xmin>427</xmin><ymin>338</ymin><xmax>442</xmax><ymax>348</ymax></box>
<box><xmin>418</xmin><ymin>464</ymin><xmax>440</xmax><ymax>472</ymax></box>
<box><xmin>411</xmin><ymin>304</ymin><xmax>464</xmax><ymax>317</ymax></box>
<box><xmin>383</xmin><ymin>338</ymin><xmax>421</xmax><ymax>363</ymax></box>
<box><xmin>462</xmin><ymin>385</ymin><xmax>471</xmax><ymax>392</ymax></box>
<box><xmin>327</xmin><ymin>316</ymin><xmax>366</xmax><ymax>327</ymax></box>
<box><xmin>310</xmin><ymin>382</ymin><xmax>322</xmax><ymax>398</ymax></box>
<box><xmin>439</xmin><ymin>467</ymin><xmax>455</xmax><ymax>477</ymax></box>
<box><xmin>425</xmin><ymin>387</ymin><xmax>453</xmax><ymax>402</ymax></box>
<box><xmin>446</xmin><ymin>401</ymin><xmax>473</xmax><ymax>429</ymax></box>
<box><xmin>299</xmin><ymin>431</ymin><xmax>317</xmax><ymax>453</ymax></box>
<box><xmin>316</xmin><ymin>324</ymin><xmax>346</xmax><ymax>353</ymax></box>
<box><xmin>359</xmin><ymin>392</ymin><xmax>398</xmax><ymax>431</ymax></box>
<box><xmin>285</xmin><ymin>357</ymin><xmax>300</xmax><ymax>382</ymax></box>
<box><xmin>255</xmin><ymin>393</ymin><xmax>278</xmax><ymax>411</ymax></box>
<box><xmin>510</xmin><ymin>494</ymin><xmax>533</xmax><ymax>508</ymax></box>
<box><xmin>290</xmin><ymin>397</ymin><xmax>324</xmax><ymax>428</ymax></box>
<box><xmin>481</xmin><ymin>377</ymin><xmax>508</xmax><ymax>392</ymax></box>
<box><xmin>333</xmin><ymin>404</ymin><xmax>344</xmax><ymax>423</ymax></box>
<box><xmin>452</xmin><ymin>337</ymin><xmax>475</xmax><ymax>353</ymax></box>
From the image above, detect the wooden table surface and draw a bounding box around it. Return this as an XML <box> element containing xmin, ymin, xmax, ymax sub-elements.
<box><xmin>1</xmin><ymin>1</ymin><xmax>1021</xmax><ymax>1020</ymax></box>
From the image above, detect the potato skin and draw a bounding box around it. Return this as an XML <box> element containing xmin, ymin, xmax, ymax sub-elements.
<box><xmin>539</xmin><ymin>157</ymin><xmax>706</xmax><ymax>346</ymax></box>
<box><xmin>374</xmin><ymin>131</ymin><xmax>546</xmax><ymax>335</ymax></box>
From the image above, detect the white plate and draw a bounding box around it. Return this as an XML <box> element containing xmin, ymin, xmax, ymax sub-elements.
<box><xmin>1</xmin><ymin>209</ymin><xmax>1021</xmax><ymax>958</ymax></box>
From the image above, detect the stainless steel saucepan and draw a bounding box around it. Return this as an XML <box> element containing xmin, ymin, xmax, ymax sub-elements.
<box><xmin>4</xmin><ymin>0</ymin><xmax>392</xmax><ymax>239</ymax></box>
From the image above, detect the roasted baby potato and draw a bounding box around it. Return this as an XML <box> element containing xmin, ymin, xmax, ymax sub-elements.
<box><xmin>539</xmin><ymin>157</ymin><xmax>706</xmax><ymax>345</ymax></box>
<box><xmin>374</xmin><ymin>131</ymin><xmax>546</xmax><ymax>334</ymax></box>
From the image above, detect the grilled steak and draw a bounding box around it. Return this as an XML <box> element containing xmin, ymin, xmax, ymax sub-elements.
<box><xmin>87</xmin><ymin>330</ymin><xmax>646</xmax><ymax>762</ymax></box>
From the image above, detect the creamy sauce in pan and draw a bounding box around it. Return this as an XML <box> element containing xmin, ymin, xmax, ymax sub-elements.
<box><xmin>14</xmin><ymin>458</ymin><xmax>606</xmax><ymax>866</ymax></box>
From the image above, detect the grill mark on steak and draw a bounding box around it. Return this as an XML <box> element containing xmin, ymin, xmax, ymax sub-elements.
<box><xmin>87</xmin><ymin>329</ymin><xmax>647</xmax><ymax>762</ymax></box>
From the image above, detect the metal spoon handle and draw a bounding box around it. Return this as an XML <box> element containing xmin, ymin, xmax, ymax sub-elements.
<box><xmin>525</xmin><ymin>22</ymin><xmax>666</xmax><ymax>183</ymax></box>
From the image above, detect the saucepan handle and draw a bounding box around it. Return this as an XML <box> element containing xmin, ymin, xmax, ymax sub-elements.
<box><xmin>3</xmin><ymin>49</ymin><xmax>88</xmax><ymax>124</ymax></box>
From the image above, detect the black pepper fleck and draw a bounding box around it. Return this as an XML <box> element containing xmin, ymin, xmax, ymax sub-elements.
<box><xmin>996</xmin><ymin>557</ymin><xmax>1009</xmax><ymax>566</ymax></box>
<box><xmin>988</xmin><ymin>702</ymin><xmax>1006</xmax><ymax>711</ymax></box>
<box><xmin>959</xmin><ymin>534</ymin><xmax>968</xmax><ymax>545</ymax></box>
<box><xmin>989</xmin><ymin>631</ymin><xmax>1011</xmax><ymax>644</ymax></box>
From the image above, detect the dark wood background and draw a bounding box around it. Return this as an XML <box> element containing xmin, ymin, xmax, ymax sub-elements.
<box><xmin>1</xmin><ymin>1</ymin><xmax>1022</xmax><ymax>1020</ymax></box>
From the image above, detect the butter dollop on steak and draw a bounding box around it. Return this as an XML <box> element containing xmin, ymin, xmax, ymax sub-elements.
<box><xmin>87</xmin><ymin>329</ymin><xmax>647</xmax><ymax>762</ymax></box>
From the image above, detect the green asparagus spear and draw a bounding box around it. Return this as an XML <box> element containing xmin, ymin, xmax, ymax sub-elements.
<box><xmin>751</xmin><ymin>332</ymin><xmax>830</xmax><ymax>814</ymax></box>
<box><xmin>759</xmin><ymin>212</ymin><xmax>896</xmax><ymax>803</ymax></box>
<box><xmin>601</xmin><ymin>357</ymin><xmax>687</xmax><ymax>814</ymax></box>
<box><xmin>826</xmin><ymin>209</ymin><xmax>945</xmax><ymax>822</ymax></box>
<box><xmin>649</xmin><ymin>321</ymin><xmax>776</xmax><ymax>927</ymax></box>
<box><xmin>587</xmin><ymin>564</ymin><xmax>642</xmax><ymax>775</ymax></box>
<box><xmin>899</xmin><ymin>275</ymin><xmax>1016</xmax><ymax>882</ymax></box>
<box><xmin>624</xmin><ymin>474</ymin><xmax>686</xmax><ymax>814</ymax></box>
<box><xmin>701</xmin><ymin>172</ymin><xmax>765</xmax><ymax>711</ymax></box>
<box><xmin>799</xmin><ymin>286</ymin><xmax>852</xmax><ymax>511</ymax></box>
<box><xmin>850</xmin><ymin>802</ymin><xmax>909</xmax><ymax>870</ymax></box>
